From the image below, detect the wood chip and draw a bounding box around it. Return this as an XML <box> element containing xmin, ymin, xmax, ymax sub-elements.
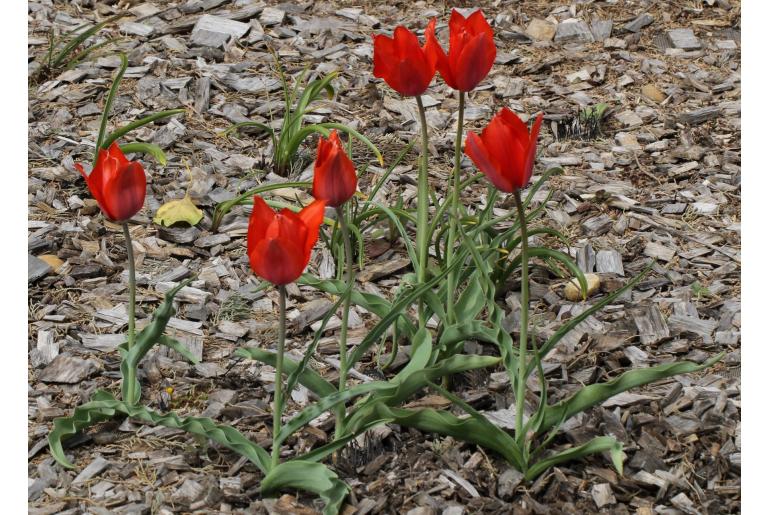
<box><xmin>38</xmin><ymin>355</ymin><xmax>98</xmax><ymax>384</ymax></box>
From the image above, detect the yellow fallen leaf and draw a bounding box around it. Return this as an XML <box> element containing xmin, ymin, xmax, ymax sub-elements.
<box><xmin>153</xmin><ymin>195</ymin><xmax>204</xmax><ymax>227</ymax></box>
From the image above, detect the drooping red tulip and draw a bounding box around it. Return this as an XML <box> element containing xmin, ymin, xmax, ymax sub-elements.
<box><xmin>465</xmin><ymin>108</ymin><xmax>544</xmax><ymax>193</ymax></box>
<box><xmin>247</xmin><ymin>196</ymin><xmax>326</xmax><ymax>286</ymax></box>
<box><xmin>312</xmin><ymin>130</ymin><xmax>357</xmax><ymax>208</ymax></box>
<box><xmin>427</xmin><ymin>9</ymin><xmax>496</xmax><ymax>92</ymax></box>
<box><xmin>373</xmin><ymin>19</ymin><xmax>438</xmax><ymax>97</ymax></box>
<box><xmin>75</xmin><ymin>143</ymin><xmax>146</xmax><ymax>222</ymax></box>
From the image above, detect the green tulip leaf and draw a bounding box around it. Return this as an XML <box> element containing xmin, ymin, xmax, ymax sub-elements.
<box><xmin>102</xmin><ymin>109</ymin><xmax>186</xmax><ymax>150</ymax></box>
<box><xmin>345</xmin><ymin>402</ymin><xmax>525</xmax><ymax>470</ymax></box>
<box><xmin>525</xmin><ymin>436</ymin><xmax>623</xmax><ymax>481</ymax></box>
<box><xmin>48</xmin><ymin>395</ymin><xmax>121</xmax><ymax>469</ymax></box>
<box><xmin>158</xmin><ymin>335</ymin><xmax>200</xmax><ymax>364</ymax></box>
<box><xmin>538</xmin><ymin>353</ymin><xmax>724</xmax><ymax>435</ymax></box>
<box><xmin>118</xmin><ymin>279</ymin><xmax>192</xmax><ymax>405</ymax></box>
<box><xmin>235</xmin><ymin>348</ymin><xmax>336</xmax><ymax>398</ymax></box>
<box><xmin>49</xmin><ymin>389</ymin><xmax>271</xmax><ymax>473</ymax></box>
<box><xmin>119</xmin><ymin>142</ymin><xmax>168</xmax><ymax>166</ymax></box>
<box><xmin>261</xmin><ymin>460</ymin><xmax>349</xmax><ymax>515</ymax></box>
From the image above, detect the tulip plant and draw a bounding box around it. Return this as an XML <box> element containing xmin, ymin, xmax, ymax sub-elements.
<box><xmin>48</xmin><ymin>10</ymin><xmax>723</xmax><ymax>515</ymax></box>
<box><xmin>210</xmin><ymin>54</ymin><xmax>383</xmax><ymax>232</ymax></box>
<box><xmin>31</xmin><ymin>13</ymin><xmax>126</xmax><ymax>84</ymax></box>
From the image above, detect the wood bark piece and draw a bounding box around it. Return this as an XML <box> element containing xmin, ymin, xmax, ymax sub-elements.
<box><xmin>162</xmin><ymin>5</ymin><xmax>262</xmax><ymax>36</ymax></box>
<box><xmin>38</xmin><ymin>355</ymin><xmax>98</xmax><ymax>384</ymax></box>
<box><xmin>679</xmin><ymin>106</ymin><xmax>721</xmax><ymax>125</ymax></box>
<box><xmin>29</xmin><ymin>254</ymin><xmax>52</xmax><ymax>282</ymax></box>
<box><xmin>633</xmin><ymin>305</ymin><xmax>670</xmax><ymax>345</ymax></box>
<box><xmin>596</xmin><ymin>249</ymin><xmax>625</xmax><ymax>276</ymax></box>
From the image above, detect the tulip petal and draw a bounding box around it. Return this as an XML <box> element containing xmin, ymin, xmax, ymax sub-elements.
<box><xmin>393</xmin><ymin>25</ymin><xmax>421</xmax><ymax>59</ymax></box>
<box><xmin>107</xmin><ymin>142</ymin><xmax>130</xmax><ymax>167</ymax></box>
<box><xmin>373</xmin><ymin>34</ymin><xmax>397</xmax><ymax>79</ymax></box>
<box><xmin>74</xmin><ymin>162</ymin><xmax>87</xmax><ymax>180</ymax></box>
<box><xmin>466</xmin><ymin>10</ymin><xmax>494</xmax><ymax>39</ymax></box>
<box><xmin>102</xmin><ymin>161</ymin><xmax>146</xmax><ymax>221</ymax></box>
<box><xmin>423</xmin><ymin>18</ymin><xmax>439</xmax><ymax>68</ymax></box>
<box><xmin>250</xmin><ymin>237</ymin><xmax>307</xmax><ymax>286</ymax></box>
<box><xmin>315</xmin><ymin>132</ymin><xmax>333</xmax><ymax>164</ymax></box>
<box><xmin>497</xmin><ymin>107</ymin><xmax>530</xmax><ymax>144</ymax></box>
<box><xmin>426</xmin><ymin>19</ymin><xmax>455</xmax><ymax>89</ymax></box>
<box><xmin>77</xmin><ymin>162</ymin><xmax>107</xmax><ymax>217</ymax></box>
<box><xmin>297</xmin><ymin>199</ymin><xmax>327</xmax><ymax>257</ymax></box>
<box><xmin>523</xmin><ymin>112</ymin><xmax>544</xmax><ymax>184</ymax></box>
<box><xmin>373</xmin><ymin>23</ymin><xmax>436</xmax><ymax>96</ymax></box>
<box><xmin>394</xmin><ymin>58</ymin><xmax>431</xmax><ymax>96</ymax></box>
<box><xmin>465</xmin><ymin>131</ymin><xmax>513</xmax><ymax>193</ymax></box>
<box><xmin>248</xmin><ymin>195</ymin><xmax>277</xmax><ymax>255</ymax></box>
<box><xmin>93</xmin><ymin>147</ymin><xmax>115</xmax><ymax>195</ymax></box>
<box><xmin>313</xmin><ymin>132</ymin><xmax>357</xmax><ymax>208</ymax></box>
<box><xmin>482</xmin><ymin>113</ymin><xmax>525</xmax><ymax>181</ymax></box>
<box><xmin>454</xmin><ymin>31</ymin><xmax>496</xmax><ymax>92</ymax></box>
<box><xmin>273</xmin><ymin>210</ymin><xmax>309</xmax><ymax>256</ymax></box>
<box><xmin>448</xmin><ymin>9</ymin><xmax>468</xmax><ymax>54</ymax></box>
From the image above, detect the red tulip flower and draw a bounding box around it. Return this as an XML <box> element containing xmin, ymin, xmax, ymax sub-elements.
<box><xmin>247</xmin><ymin>196</ymin><xmax>326</xmax><ymax>286</ymax></box>
<box><xmin>75</xmin><ymin>143</ymin><xmax>146</xmax><ymax>222</ymax></box>
<box><xmin>373</xmin><ymin>19</ymin><xmax>438</xmax><ymax>97</ymax></box>
<box><xmin>428</xmin><ymin>9</ymin><xmax>496</xmax><ymax>92</ymax></box>
<box><xmin>312</xmin><ymin>130</ymin><xmax>357</xmax><ymax>208</ymax></box>
<box><xmin>465</xmin><ymin>108</ymin><xmax>544</xmax><ymax>193</ymax></box>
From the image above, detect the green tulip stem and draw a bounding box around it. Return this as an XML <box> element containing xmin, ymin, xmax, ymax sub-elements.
<box><xmin>415</xmin><ymin>95</ymin><xmax>431</xmax><ymax>327</ymax></box>
<box><xmin>121</xmin><ymin>222</ymin><xmax>138</xmax><ymax>405</ymax></box>
<box><xmin>272</xmin><ymin>285</ymin><xmax>287</xmax><ymax>470</ymax></box>
<box><xmin>445</xmin><ymin>91</ymin><xmax>465</xmax><ymax>325</ymax></box>
<box><xmin>334</xmin><ymin>205</ymin><xmax>353</xmax><ymax>440</ymax></box>
<box><xmin>513</xmin><ymin>190</ymin><xmax>530</xmax><ymax>447</ymax></box>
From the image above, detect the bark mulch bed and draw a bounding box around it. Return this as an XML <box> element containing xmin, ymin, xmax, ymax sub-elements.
<box><xmin>28</xmin><ymin>0</ymin><xmax>740</xmax><ymax>513</ymax></box>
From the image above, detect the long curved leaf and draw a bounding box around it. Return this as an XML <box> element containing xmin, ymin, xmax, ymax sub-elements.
<box><xmin>343</xmin><ymin>354</ymin><xmax>499</xmax><ymax>428</ymax></box>
<box><xmin>49</xmin><ymin>390</ymin><xmax>272</xmax><ymax>473</ymax></box>
<box><xmin>438</xmin><ymin>321</ymin><xmax>502</xmax><ymax>353</ymax></box>
<box><xmin>95</xmin><ymin>53</ymin><xmax>127</xmax><ymax>156</ymax></box>
<box><xmin>102</xmin><ymin>109</ymin><xmax>186</xmax><ymax>150</ymax></box>
<box><xmin>48</xmin><ymin>398</ymin><xmax>120</xmax><ymax>469</ymax></box>
<box><xmin>287</xmin><ymin>123</ymin><xmax>383</xmax><ymax>167</ymax></box>
<box><xmin>346</xmin><ymin>402</ymin><xmax>524</xmax><ymax>469</ymax></box>
<box><xmin>503</xmin><ymin>247</ymin><xmax>587</xmax><ymax>298</ymax></box>
<box><xmin>527</xmin><ymin>264</ymin><xmax>652</xmax><ymax>377</ymax></box>
<box><xmin>119</xmin><ymin>279</ymin><xmax>191</xmax><ymax>405</ymax></box>
<box><xmin>298</xmin><ymin>275</ymin><xmax>395</xmax><ymax>321</ymax></box>
<box><xmin>355</xmin><ymin>204</ymin><xmax>419</xmax><ymax>270</ymax></box>
<box><xmin>211</xmin><ymin>181</ymin><xmax>311</xmax><ymax>232</ymax></box>
<box><xmin>235</xmin><ymin>348</ymin><xmax>336</xmax><ymax>398</ymax></box>
<box><xmin>66</xmin><ymin>37</ymin><xmax>123</xmax><ymax>69</ymax></box>
<box><xmin>220</xmin><ymin>120</ymin><xmax>275</xmax><ymax>137</ymax></box>
<box><xmin>524</xmin><ymin>167</ymin><xmax>563</xmax><ymax>206</ymax></box>
<box><xmin>51</xmin><ymin>13</ymin><xmax>126</xmax><ymax>68</ymax></box>
<box><xmin>363</xmin><ymin>139</ymin><xmax>415</xmax><ymax>204</ymax></box>
<box><xmin>538</xmin><ymin>353</ymin><xmax>724</xmax><ymax>435</ymax></box>
<box><xmin>294</xmin><ymin>354</ymin><xmax>503</xmax><ymax>466</ymax></box>
<box><xmin>453</xmin><ymin>270</ymin><xmax>487</xmax><ymax>323</ymax></box>
<box><xmin>261</xmin><ymin>460</ymin><xmax>349</xmax><ymax>515</ymax></box>
<box><xmin>119</xmin><ymin>142</ymin><xmax>168</xmax><ymax>166</ymax></box>
<box><xmin>278</xmin><ymin>354</ymin><xmax>499</xmax><ymax>446</ymax></box>
<box><xmin>236</xmin><ymin>287</ymin><xmax>344</xmax><ymax>398</ymax></box>
<box><xmin>393</xmin><ymin>327</ymin><xmax>432</xmax><ymax>381</ymax></box>
<box><xmin>281</xmin><ymin>72</ymin><xmax>338</xmax><ymax>144</ymax></box>
<box><xmin>525</xmin><ymin>436</ymin><xmax>623</xmax><ymax>481</ymax></box>
<box><xmin>158</xmin><ymin>335</ymin><xmax>200</xmax><ymax>364</ymax></box>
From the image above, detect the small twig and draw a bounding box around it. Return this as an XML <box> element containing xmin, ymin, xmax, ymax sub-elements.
<box><xmin>633</xmin><ymin>151</ymin><xmax>663</xmax><ymax>185</ymax></box>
